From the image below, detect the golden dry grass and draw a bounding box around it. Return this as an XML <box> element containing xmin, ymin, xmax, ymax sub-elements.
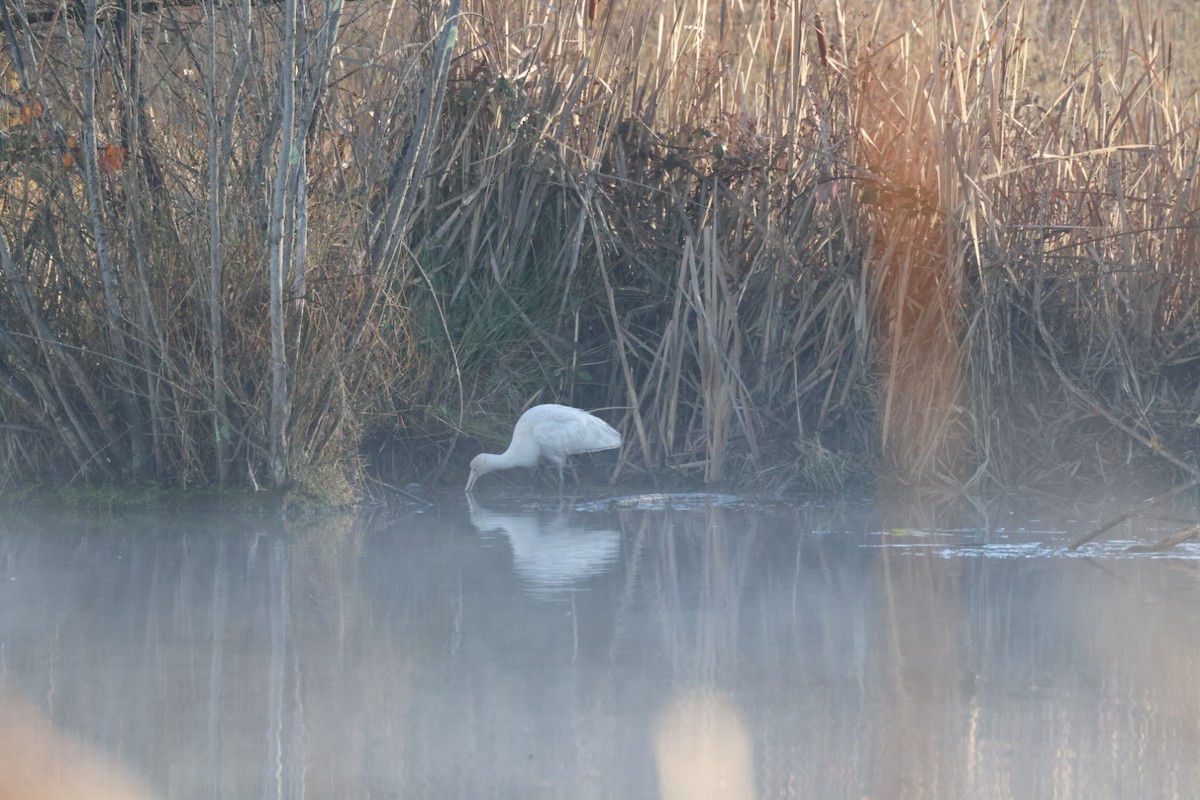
<box><xmin>1</xmin><ymin>0</ymin><xmax>1198</xmax><ymax>492</ymax></box>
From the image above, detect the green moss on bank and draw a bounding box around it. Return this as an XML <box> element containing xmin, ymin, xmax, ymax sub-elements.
<box><xmin>1</xmin><ymin>483</ymin><xmax>289</xmax><ymax>514</ymax></box>
<box><xmin>0</xmin><ymin>458</ymin><xmax>362</xmax><ymax>513</ymax></box>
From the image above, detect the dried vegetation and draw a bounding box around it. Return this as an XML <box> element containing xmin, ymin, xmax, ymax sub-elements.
<box><xmin>0</xmin><ymin>0</ymin><xmax>1197</xmax><ymax>497</ymax></box>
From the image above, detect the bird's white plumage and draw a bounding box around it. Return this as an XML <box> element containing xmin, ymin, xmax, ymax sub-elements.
<box><xmin>466</xmin><ymin>403</ymin><xmax>621</xmax><ymax>491</ymax></box>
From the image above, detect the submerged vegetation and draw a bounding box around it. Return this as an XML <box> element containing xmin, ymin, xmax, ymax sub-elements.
<box><xmin>0</xmin><ymin>0</ymin><xmax>1198</xmax><ymax>497</ymax></box>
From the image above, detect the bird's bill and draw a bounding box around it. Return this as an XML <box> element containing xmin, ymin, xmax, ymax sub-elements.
<box><xmin>465</xmin><ymin>469</ymin><xmax>478</xmax><ymax>492</ymax></box>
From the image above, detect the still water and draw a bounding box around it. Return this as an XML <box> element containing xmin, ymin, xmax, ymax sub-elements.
<box><xmin>1</xmin><ymin>492</ymin><xmax>1199</xmax><ymax>799</ymax></box>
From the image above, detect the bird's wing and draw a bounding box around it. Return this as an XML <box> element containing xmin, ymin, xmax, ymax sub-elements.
<box><xmin>530</xmin><ymin>407</ymin><xmax>621</xmax><ymax>455</ymax></box>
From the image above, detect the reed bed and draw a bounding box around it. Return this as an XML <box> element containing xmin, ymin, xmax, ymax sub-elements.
<box><xmin>0</xmin><ymin>0</ymin><xmax>1197</xmax><ymax>497</ymax></box>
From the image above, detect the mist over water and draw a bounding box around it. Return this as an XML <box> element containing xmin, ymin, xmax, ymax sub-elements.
<box><xmin>1</xmin><ymin>493</ymin><xmax>1198</xmax><ymax>798</ymax></box>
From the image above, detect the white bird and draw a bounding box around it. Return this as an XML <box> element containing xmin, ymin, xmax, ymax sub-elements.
<box><xmin>466</xmin><ymin>403</ymin><xmax>622</xmax><ymax>492</ymax></box>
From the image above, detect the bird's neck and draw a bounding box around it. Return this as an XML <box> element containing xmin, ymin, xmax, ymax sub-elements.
<box><xmin>497</xmin><ymin>439</ymin><xmax>540</xmax><ymax>468</ymax></box>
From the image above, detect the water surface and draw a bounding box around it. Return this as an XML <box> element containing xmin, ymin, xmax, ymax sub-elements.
<box><xmin>1</xmin><ymin>493</ymin><xmax>1198</xmax><ymax>798</ymax></box>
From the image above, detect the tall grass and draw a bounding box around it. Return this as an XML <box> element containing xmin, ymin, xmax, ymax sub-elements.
<box><xmin>0</xmin><ymin>0</ymin><xmax>1198</xmax><ymax>494</ymax></box>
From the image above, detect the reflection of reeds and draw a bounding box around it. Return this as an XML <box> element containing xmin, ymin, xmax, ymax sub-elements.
<box><xmin>633</xmin><ymin>509</ymin><xmax>758</xmax><ymax>797</ymax></box>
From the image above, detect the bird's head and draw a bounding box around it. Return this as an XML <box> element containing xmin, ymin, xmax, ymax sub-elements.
<box><xmin>465</xmin><ymin>453</ymin><xmax>490</xmax><ymax>492</ymax></box>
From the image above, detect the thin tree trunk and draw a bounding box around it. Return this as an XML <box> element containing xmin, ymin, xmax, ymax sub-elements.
<box><xmin>205</xmin><ymin>0</ymin><xmax>230</xmax><ymax>484</ymax></box>
<box><xmin>83</xmin><ymin>0</ymin><xmax>148</xmax><ymax>476</ymax></box>
<box><xmin>114</xmin><ymin>2</ymin><xmax>171</xmax><ymax>476</ymax></box>
<box><xmin>265</xmin><ymin>0</ymin><xmax>299</xmax><ymax>489</ymax></box>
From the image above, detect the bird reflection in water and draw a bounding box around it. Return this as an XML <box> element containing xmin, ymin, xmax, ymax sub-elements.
<box><xmin>467</xmin><ymin>497</ymin><xmax>620</xmax><ymax>599</ymax></box>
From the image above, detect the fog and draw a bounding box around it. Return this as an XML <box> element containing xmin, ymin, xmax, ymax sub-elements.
<box><xmin>2</xmin><ymin>493</ymin><xmax>1198</xmax><ymax>798</ymax></box>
